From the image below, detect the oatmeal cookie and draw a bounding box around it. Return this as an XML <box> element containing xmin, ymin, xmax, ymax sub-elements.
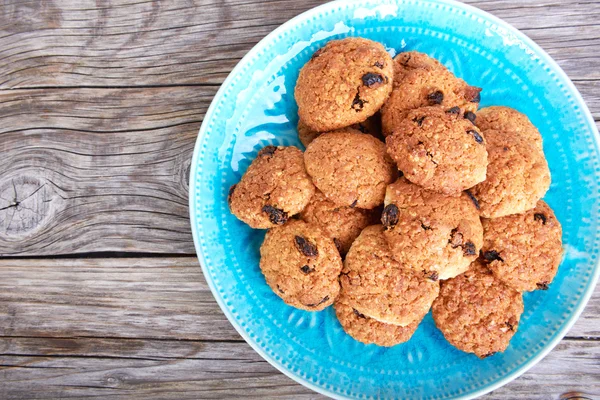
<box><xmin>229</xmin><ymin>146</ymin><xmax>315</xmax><ymax>229</ymax></box>
<box><xmin>297</xmin><ymin>113</ymin><xmax>383</xmax><ymax>147</ymax></box>
<box><xmin>295</xmin><ymin>37</ymin><xmax>393</xmax><ymax>132</ymax></box>
<box><xmin>335</xmin><ymin>292</ymin><xmax>420</xmax><ymax>346</ymax></box>
<box><xmin>481</xmin><ymin>200</ymin><xmax>563</xmax><ymax>292</ymax></box>
<box><xmin>299</xmin><ymin>190</ymin><xmax>378</xmax><ymax>256</ymax></box>
<box><xmin>304</xmin><ymin>129</ymin><xmax>397</xmax><ymax>209</ymax></box>
<box><xmin>432</xmin><ymin>261</ymin><xmax>524</xmax><ymax>358</ymax></box>
<box><xmin>260</xmin><ymin>220</ymin><xmax>342</xmax><ymax>311</ymax></box>
<box><xmin>386</xmin><ymin>106</ymin><xmax>488</xmax><ymax>195</ymax></box>
<box><xmin>381</xmin><ymin>51</ymin><xmax>481</xmax><ymax>135</ymax></box>
<box><xmin>476</xmin><ymin>106</ymin><xmax>543</xmax><ymax>151</ymax></box>
<box><xmin>340</xmin><ymin>225</ymin><xmax>440</xmax><ymax>326</ymax></box>
<box><xmin>382</xmin><ymin>178</ymin><xmax>483</xmax><ymax>279</ymax></box>
<box><xmin>469</xmin><ymin>131</ymin><xmax>550</xmax><ymax>218</ymax></box>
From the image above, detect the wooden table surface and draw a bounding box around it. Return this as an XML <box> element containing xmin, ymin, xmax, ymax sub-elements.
<box><xmin>0</xmin><ymin>1</ymin><xmax>598</xmax><ymax>399</ymax></box>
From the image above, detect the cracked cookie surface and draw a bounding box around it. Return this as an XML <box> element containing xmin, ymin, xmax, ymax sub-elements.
<box><xmin>476</xmin><ymin>106</ymin><xmax>543</xmax><ymax>151</ymax></box>
<box><xmin>469</xmin><ymin>128</ymin><xmax>550</xmax><ymax>218</ymax></box>
<box><xmin>432</xmin><ymin>261</ymin><xmax>524</xmax><ymax>358</ymax></box>
<box><xmin>386</xmin><ymin>106</ymin><xmax>488</xmax><ymax>195</ymax></box>
<box><xmin>340</xmin><ymin>225</ymin><xmax>439</xmax><ymax>326</ymax></box>
<box><xmin>229</xmin><ymin>146</ymin><xmax>315</xmax><ymax>229</ymax></box>
<box><xmin>304</xmin><ymin>129</ymin><xmax>397</xmax><ymax>209</ymax></box>
<box><xmin>334</xmin><ymin>292</ymin><xmax>420</xmax><ymax>346</ymax></box>
<box><xmin>481</xmin><ymin>200</ymin><xmax>563</xmax><ymax>292</ymax></box>
<box><xmin>295</xmin><ymin>37</ymin><xmax>393</xmax><ymax>132</ymax></box>
<box><xmin>381</xmin><ymin>51</ymin><xmax>481</xmax><ymax>136</ymax></box>
<box><xmin>299</xmin><ymin>190</ymin><xmax>378</xmax><ymax>256</ymax></box>
<box><xmin>260</xmin><ymin>219</ymin><xmax>342</xmax><ymax>311</ymax></box>
<box><xmin>382</xmin><ymin>178</ymin><xmax>483</xmax><ymax>280</ymax></box>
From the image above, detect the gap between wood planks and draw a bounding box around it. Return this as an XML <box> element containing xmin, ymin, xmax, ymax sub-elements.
<box><xmin>1</xmin><ymin>79</ymin><xmax>599</xmax><ymax>92</ymax></box>
<box><xmin>0</xmin><ymin>83</ymin><xmax>223</xmax><ymax>90</ymax></box>
<box><xmin>0</xmin><ymin>333</ymin><xmax>597</xmax><ymax>342</ymax></box>
<box><xmin>0</xmin><ymin>252</ymin><xmax>198</xmax><ymax>259</ymax></box>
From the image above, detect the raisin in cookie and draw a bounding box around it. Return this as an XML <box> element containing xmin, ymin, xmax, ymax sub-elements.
<box><xmin>340</xmin><ymin>225</ymin><xmax>439</xmax><ymax>326</ymax></box>
<box><xmin>386</xmin><ymin>106</ymin><xmax>488</xmax><ymax>195</ymax></box>
<box><xmin>476</xmin><ymin>106</ymin><xmax>543</xmax><ymax>151</ymax></box>
<box><xmin>432</xmin><ymin>261</ymin><xmax>524</xmax><ymax>358</ymax></box>
<box><xmin>229</xmin><ymin>146</ymin><xmax>315</xmax><ymax>229</ymax></box>
<box><xmin>381</xmin><ymin>51</ymin><xmax>481</xmax><ymax>136</ymax></box>
<box><xmin>299</xmin><ymin>190</ymin><xmax>378</xmax><ymax>256</ymax></box>
<box><xmin>260</xmin><ymin>220</ymin><xmax>342</xmax><ymax>311</ymax></box>
<box><xmin>304</xmin><ymin>129</ymin><xmax>397</xmax><ymax>209</ymax></box>
<box><xmin>295</xmin><ymin>38</ymin><xmax>393</xmax><ymax>132</ymax></box>
<box><xmin>335</xmin><ymin>292</ymin><xmax>420</xmax><ymax>347</ymax></box>
<box><xmin>297</xmin><ymin>113</ymin><xmax>383</xmax><ymax>147</ymax></box>
<box><xmin>481</xmin><ymin>200</ymin><xmax>563</xmax><ymax>292</ymax></box>
<box><xmin>382</xmin><ymin>178</ymin><xmax>483</xmax><ymax>280</ymax></box>
<box><xmin>469</xmin><ymin>131</ymin><xmax>550</xmax><ymax>218</ymax></box>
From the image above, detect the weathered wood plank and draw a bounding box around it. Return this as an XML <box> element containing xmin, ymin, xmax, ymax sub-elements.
<box><xmin>0</xmin><ymin>0</ymin><xmax>326</xmax><ymax>89</ymax></box>
<box><xmin>0</xmin><ymin>86</ymin><xmax>213</xmax><ymax>133</ymax></box>
<box><xmin>0</xmin><ymin>87</ymin><xmax>216</xmax><ymax>256</ymax></box>
<box><xmin>0</xmin><ymin>0</ymin><xmax>598</xmax><ymax>89</ymax></box>
<box><xmin>0</xmin><ymin>339</ymin><xmax>317</xmax><ymax>400</ymax></box>
<box><xmin>0</xmin><ymin>258</ymin><xmax>597</xmax><ymax>341</ymax></box>
<box><xmin>0</xmin><ymin>87</ymin><xmax>598</xmax><ymax>256</ymax></box>
<box><xmin>0</xmin><ymin>336</ymin><xmax>598</xmax><ymax>399</ymax></box>
<box><xmin>0</xmin><ymin>258</ymin><xmax>239</xmax><ymax>341</ymax></box>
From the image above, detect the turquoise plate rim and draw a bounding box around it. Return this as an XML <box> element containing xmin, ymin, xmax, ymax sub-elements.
<box><xmin>189</xmin><ymin>0</ymin><xmax>600</xmax><ymax>398</ymax></box>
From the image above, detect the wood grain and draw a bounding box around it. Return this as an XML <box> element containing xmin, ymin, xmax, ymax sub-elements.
<box><xmin>0</xmin><ymin>257</ymin><xmax>598</xmax><ymax>341</ymax></box>
<box><xmin>0</xmin><ymin>258</ymin><xmax>598</xmax><ymax>399</ymax></box>
<box><xmin>0</xmin><ymin>336</ymin><xmax>598</xmax><ymax>400</ymax></box>
<box><xmin>0</xmin><ymin>87</ymin><xmax>215</xmax><ymax>256</ymax></box>
<box><xmin>0</xmin><ymin>338</ymin><xmax>318</xmax><ymax>400</ymax></box>
<box><xmin>0</xmin><ymin>258</ymin><xmax>238</xmax><ymax>341</ymax></box>
<box><xmin>0</xmin><ymin>0</ymin><xmax>598</xmax><ymax>88</ymax></box>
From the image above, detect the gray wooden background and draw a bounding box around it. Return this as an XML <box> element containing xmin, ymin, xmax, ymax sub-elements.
<box><xmin>0</xmin><ymin>0</ymin><xmax>598</xmax><ymax>399</ymax></box>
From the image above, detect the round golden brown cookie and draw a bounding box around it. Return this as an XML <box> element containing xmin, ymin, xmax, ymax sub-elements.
<box><xmin>469</xmin><ymin>130</ymin><xmax>550</xmax><ymax>218</ymax></box>
<box><xmin>259</xmin><ymin>220</ymin><xmax>342</xmax><ymax>311</ymax></box>
<box><xmin>304</xmin><ymin>129</ymin><xmax>397</xmax><ymax>209</ymax></box>
<box><xmin>481</xmin><ymin>200</ymin><xmax>563</xmax><ymax>292</ymax></box>
<box><xmin>432</xmin><ymin>261</ymin><xmax>524</xmax><ymax>358</ymax></box>
<box><xmin>386</xmin><ymin>106</ymin><xmax>488</xmax><ymax>195</ymax></box>
<box><xmin>476</xmin><ymin>106</ymin><xmax>543</xmax><ymax>151</ymax></box>
<box><xmin>382</xmin><ymin>178</ymin><xmax>483</xmax><ymax>280</ymax></box>
<box><xmin>295</xmin><ymin>37</ymin><xmax>393</xmax><ymax>132</ymax></box>
<box><xmin>297</xmin><ymin>113</ymin><xmax>383</xmax><ymax>147</ymax></box>
<box><xmin>299</xmin><ymin>190</ymin><xmax>378</xmax><ymax>256</ymax></box>
<box><xmin>381</xmin><ymin>51</ymin><xmax>481</xmax><ymax>136</ymax></box>
<box><xmin>228</xmin><ymin>146</ymin><xmax>315</xmax><ymax>229</ymax></box>
<box><xmin>334</xmin><ymin>292</ymin><xmax>420</xmax><ymax>347</ymax></box>
<box><xmin>340</xmin><ymin>225</ymin><xmax>439</xmax><ymax>326</ymax></box>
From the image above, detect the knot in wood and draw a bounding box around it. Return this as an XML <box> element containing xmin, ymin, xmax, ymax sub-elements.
<box><xmin>0</xmin><ymin>176</ymin><xmax>52</xmax><ymax>238</ymax></box>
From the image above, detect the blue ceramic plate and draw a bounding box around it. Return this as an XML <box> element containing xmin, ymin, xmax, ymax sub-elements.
<box><xmin>189</xmin><ymin>0</ymin><xmax>600</xmax><ymax>398</ymax></box>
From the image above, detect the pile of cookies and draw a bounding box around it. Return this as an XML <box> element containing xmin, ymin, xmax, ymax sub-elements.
<box><xmin>228</xmin><ymin>37</ymin><xmax>563</xmax><ymax>358</ymax></box>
